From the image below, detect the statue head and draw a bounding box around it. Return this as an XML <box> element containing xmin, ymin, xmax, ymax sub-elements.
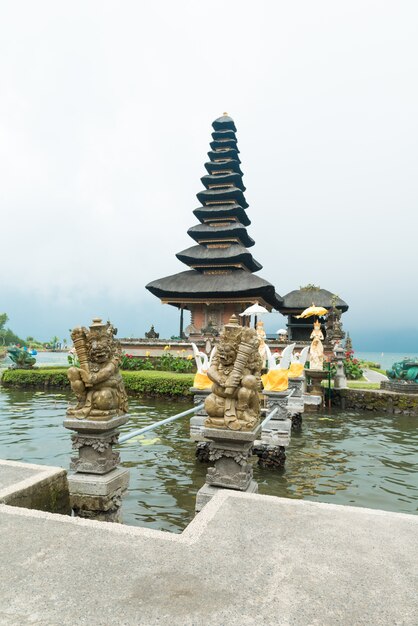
<box><xmin>217</xmin><ymin>315</ymin><xmax>241</xmax><ymax>366</ymax></box>
<box><xmin>314</xmin><ymin>320</ymin><xmax>321</xmax><ymax>329</ymax></box>
<box><xmin>86</xmin><ymin>318</ymin><xmax>118</xmax><ymax>364</ymax></box>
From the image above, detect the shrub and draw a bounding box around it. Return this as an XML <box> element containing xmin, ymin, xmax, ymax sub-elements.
<box><xmin>122</xmin><ymin>371</ymin><xmax>194</xmax><ymax>397</ymax></box>
<box><xmin>121</xmin><ymin>350</ymin><xmax>195</xmax><ymax>374</ymax></box>
<box><xmin>1</xmin><ymin>368</ymin><xmax>70</xmax><ymax>388</ymax></box>
<box><xmin>329</xmin><ymin>349</ymin><xmax>363</xmax><ymax>380</ymax></box>
<box><xmin>1</xmin><ymin>368</ymin><xmax>194</xmax><ymax>397</ymax></box>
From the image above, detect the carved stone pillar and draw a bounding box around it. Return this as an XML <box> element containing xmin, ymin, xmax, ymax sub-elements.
<box><xmin>254</xmin><ymin>390</ymin><xmax>292</xmax><ymax>468</ymax></box>
<box><xmin>288</xmin><ymin>376</ymin><xmax>304</xmax><ymax>398</ymax></box>
<box><xmin>333</xmin><ymin>344</ymin><xmax>348</xmax><ymax>389</ymax></box>
<box><xmin>287</xmin><ymin>377</ymin><xmax>305</xmax><ymax>431</ymax></box>
<box><xmin>63</xmin><ymin>415</ymin><xmax>130</xmax><ymax>522</ymax></box>
<box><xmin>189</xmin><ymin>387</ymin><xmax>211</xmax><ymax>462</ymax></box>
<box><xmin>195</xmin><ymin>425</ymin><xmax>260</xmax><ymax>513</ymax></box>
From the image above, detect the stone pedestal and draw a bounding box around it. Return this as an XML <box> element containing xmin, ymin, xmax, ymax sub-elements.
<box><xmin>304</xmin><ymin>394</ymin><xmax>323</xmax><ymax>413</ymax></box>
<box><xmin>195</xmin><ymin>425</ymin><xmax>260</xmax><ymax>513</ymax></box>
<box><xmin>262</xmin><ymin>389</ymin><xmax>291</xmax><ymax>418</ymax></box>
<box><xmin>190</xmin><ymin>388</ymin><xmax>211</xmax><ymax>462</ymax></box>
<box><xmin>64</xmin><ymin>414</ymin><xmax>130</xmax><ymax>522</ymax></box>
<box><xmin>305</xmin><ymin>368</ymin><xmax>327</xmax><ymax>400</ymax></box>
<box><xmin>288</xmin><ymin>376</ymin><xmax>304</xmax><ymax>398</ymax></box>
<box><xmin>256</xmin><ymin>390</ymin><xmax>292</xmax><ymax>468</ymax></box>
<box><xmin>68</xmin><ymin>467</ymin><xmax>129</xmax><ymax>523</ymax></box>
<box><xmin>287</xmin><ymin>381</ymin><xmax>305</xmax><ymax>431</ymax></box>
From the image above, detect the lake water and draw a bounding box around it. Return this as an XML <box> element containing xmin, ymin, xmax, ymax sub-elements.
<box><xmin>357</xmin><ymin>352</ymin><xmax>418</xmax><ymax>370</ymax></box>
<box><xmin>0</xmin><ymin>387</ymin><xmax>416</xmax><ymax>533</ymax></box>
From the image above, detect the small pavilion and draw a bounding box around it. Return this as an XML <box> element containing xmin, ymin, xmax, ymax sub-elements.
<box><xmin>279</xmin><ymin>285</ymin><xmax>349</xmax><ymax>342</ymax></box>
<box><xmin>146</xmin><ymin>114</ymin><xmax>282</xmax><ymax>337</ymax></box>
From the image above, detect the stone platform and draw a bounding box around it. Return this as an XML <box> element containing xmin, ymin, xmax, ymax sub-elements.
<box><xmin>0</xmin><ymin>459</ymin><xmax>70</xmax><ymax>514</ymax></box>
<box><xmin>0</xmin><ymin>491</ymin><xmax>417</xmax><ymax>625</ymax></box>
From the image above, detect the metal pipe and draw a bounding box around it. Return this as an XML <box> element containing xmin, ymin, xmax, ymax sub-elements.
<box><xmin>119</xmin><ymin>403</ymin><xmax>204</xmax><ymax>444</ymax></box>
<box><xmin>261</xmin><ymin>406</ymin><xmax>279</xmax><ymax>428</ymax></box>
<box><xmin>260</xmin><ymin>388</ymin><xmax>295</xmax><ymax>429</ymax></box>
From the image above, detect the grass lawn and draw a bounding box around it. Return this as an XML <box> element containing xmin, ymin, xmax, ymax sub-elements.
<box><xmin>323</xmin><ymin>379</ymin><xmax>380</xmax><ymax>390</ymax></box>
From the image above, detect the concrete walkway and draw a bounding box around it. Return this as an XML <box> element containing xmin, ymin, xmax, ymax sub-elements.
<box><xmin>0</xmin><ymin>491</ymin><xmax>417</xmax><ymax>625</ymax></box>
<box><xmin>363</xmin><ymin>368</ymin><xmax>388</xmax><ymax>383</ymax></box>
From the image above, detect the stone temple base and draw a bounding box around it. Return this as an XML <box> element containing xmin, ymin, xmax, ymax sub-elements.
<box><xmin>195</xmin><ymin>424</ymin><xmax>260</xmax><ymax>514</ymax></box>
<box><xmin>68</xmin><ymin>467</ymin><xmax>129</xmax><ymax>523</ymax></box>
<box><xmin>195</xmin><ymin>480</ymin><xmax>258</xmax><ymax>513</ymax></box>
<box><xmin>64</xmin><ymin>414</ymin><xmax>130</xmax><ymax>522</ymax></box>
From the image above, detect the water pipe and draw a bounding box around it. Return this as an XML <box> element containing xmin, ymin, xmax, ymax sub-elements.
<box><xmin>261</xmin><ymin>407</ymin><xmax>279</xmax><ymax>428</ymax></box>
<box><xmin>119</xmin><ymin>403</ymin><xmax>204</xmax><ymax>444</ymax></box>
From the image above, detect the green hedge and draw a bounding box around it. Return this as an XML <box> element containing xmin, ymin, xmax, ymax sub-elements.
<box><xmin>1</xmin><ymin>368</ymin><xmax>70</xmax><ymax>388</ymax></box>
<box><xmin>122</xmin><ymin>370</ymin><xmax>194</xmax><ymax>397</ymax></box>
<box><xmin>0</xmin><ymin>368</ymin><xmax>194</xmax><ymax>397</ymax></box>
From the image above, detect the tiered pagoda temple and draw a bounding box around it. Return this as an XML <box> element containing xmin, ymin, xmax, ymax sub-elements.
<box><xmin>146</xmin><ymin>114</ymin><xmax>282</xmax><ymax>337</ymax></box>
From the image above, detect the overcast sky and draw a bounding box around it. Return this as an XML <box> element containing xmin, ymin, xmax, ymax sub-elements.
<box><xmin>1</xmin><ymin>1</ymin><xmax>417</xmax><ymax>350</ymax></box>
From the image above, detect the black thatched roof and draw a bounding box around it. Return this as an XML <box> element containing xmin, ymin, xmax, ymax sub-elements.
<box><xmin>280</xmin><ymin>287</ymin><xmax>349</xmax><ymax>313</ymax></box>
<box><xmin>193</xmin><ymin>204</ymin><xmax>250</xmax><ymax>227</ymax></box>
<box><xmin>204</xmin><ymin>159</ymin><xmax>243</xmax><ymax>176</ymax></box>
<box><xmin>201</xmin><ymin>173</ymin><xmax>246</xmax><ymax>191</ymax></box>
<box><xmin>207</xmin><ymin>149</ymin><xmax>241</xmax><ymax>163</ymax></box>
<box><xmin>212</xmin><ymin>129</ymin><xmax>236</xmax><ymax>140</ymax></box>
<box><xmin>187</xmin><ymin>222</ymin><xmax>255</xmax><ymax>248</ymax></box>
<box><xmin>196</xmin><ymin>187</ymin><xmax>248</xmax><ymax>209</ymax></box>
<box><xmin>210</xmin><ymin>139</ymin><xmax>239</xmax><ymax>152</ymax></box>
<box><xmin>212</xmin><ymin>115</ymin><xmax>237</xmax><ymax>132</ymax></box>
<box><xmin>146</xmin><ymin>270</ymin><xmax>282</xmax><ymax>309</ymax></box>
<box><xmin>176</xmin><ymin>244</ymin><xmax>262</xmax><ymax>272</ymax></box>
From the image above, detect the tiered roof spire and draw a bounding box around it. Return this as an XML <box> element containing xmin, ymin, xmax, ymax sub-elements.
<box><xmin>146</xmin><ymin>114</ymin><xmax>282</xmax><ymax>319</ymax></box>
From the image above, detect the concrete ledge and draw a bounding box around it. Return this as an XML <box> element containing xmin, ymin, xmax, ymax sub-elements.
<box><xmin>0</xmin><ymin>490</ymin><xmax>417</xmax><ymax>624</ymax></box>
<box><xmin>0</xmin><ymin>459</ymin><xmax>70</xmax><ymax>514</ymax></box>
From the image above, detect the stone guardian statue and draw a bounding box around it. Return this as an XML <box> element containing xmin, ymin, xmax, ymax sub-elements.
<box><xmin>205</xmin><ymin>315</ymin><xmax>262</xmax><ymax>431</ymax></box>
<box><xmin>67</xmin><ymin>318</ymin><xmax>129</xmax><ymax>420</ymax></box>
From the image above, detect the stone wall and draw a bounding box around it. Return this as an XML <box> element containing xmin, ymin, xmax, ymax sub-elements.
<box><xmin>332</xmin><ymin>388</ymin><xmax>418</xmax><ymax>416</ymax></box>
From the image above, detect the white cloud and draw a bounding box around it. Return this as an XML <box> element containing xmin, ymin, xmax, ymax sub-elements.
<box><xmin>0</xmin><ymin>0</ymin><xmax>417</xmax><ymax>342</ymax></box>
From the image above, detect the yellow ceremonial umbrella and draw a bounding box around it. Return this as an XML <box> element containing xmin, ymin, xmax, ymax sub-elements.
<box><xmin>296</xmin><ymin>304</ymin><xmax>328</xmax><ymax>319</ymax></box>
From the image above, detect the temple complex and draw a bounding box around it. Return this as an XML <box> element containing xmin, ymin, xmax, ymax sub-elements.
<box><xmin>146</xmin><ymin>114</ymin><xmax>282</xmax><ymax>338</ymax></box>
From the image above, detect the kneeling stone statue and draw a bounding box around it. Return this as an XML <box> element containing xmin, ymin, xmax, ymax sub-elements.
<box><xmin>205</xmin><ymin>315</ymin><xmax>262</xmax><ymax>431</ymax></box>
<box><xmin>67</xmin><ymin>318</ymin><xmax>128</xmax><ymax>420</ymax></box>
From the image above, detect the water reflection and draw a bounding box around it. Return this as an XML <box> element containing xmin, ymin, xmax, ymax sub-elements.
<box><xmin>0</xmin><ymin>387</ymin><xmax>416</xmax><ymax>533</ymax></box>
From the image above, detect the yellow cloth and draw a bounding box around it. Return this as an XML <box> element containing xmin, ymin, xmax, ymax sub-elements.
<box><xmin>193</xmin><ymin>372</ymin><xmax>213</xmax><ymax>390</ymax></box>
<box><xmin>261</xmin><ymin>369</ymin><xmax>289</xmax><ymax>392</ymax></box>
<box><xmin>288</xmin><ymin>363</ymin><xmax>304</xmax><ymax>378</ymax></box>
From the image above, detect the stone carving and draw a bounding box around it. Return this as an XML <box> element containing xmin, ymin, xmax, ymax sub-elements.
<box><xmin>333</xmin><ymin>342</ymin><xmax>348</xmax><ymax>389</ymax></box>
<box><xmin>256</xmin><ymin>320</ymin><xmax>267</xmax><ymax>367</ymax></box>
<box><xmin>325</xmin><ymin>305</ymin><xmax>345</xmax><ymax>345</ymax></box>
<box><xmin>69</xmin><ymin>431</ymin><xmax>121</xmax><ymax>474</ymax></box>
<box><xmin>7</xmin><ymin>346</ymin><xmax>36</xmax><ymax>369</ymax></box>
<box><xmin>195</xmin><ymin>442</ymin><xmax>210</xmax><ymax>463</ymax></box>
<box><xmin>387</xmin><ymin>358</ymin><xmax>418</xmax><ymax>382</ymax></box>
<box><xmin>204</xmin><ymin>315</ymin><xmax>262</xmax><ymax>431</ymax></box>
<box><xmin>309</xmin><ymin>320</ymin><xmax>324</xmax><ymax>370</ymax></box>
<box><xmin>72</xmin><ymin>434</ymin><xmax>119</xmax><ymax>452</ymax></box>
<box><xmin>145</xmin><ymin>325</ymin><xmax>159</xmax><ymax>339</ymax></box>
<box><xmin>208</xmin><ymin>447</ymin><xmax>248</xmax><ymax>467</ymax></box>
<box><xmin>67</xmin><ymin>318</ymin><xmax>128</xmax><ymax>420</ymax></box>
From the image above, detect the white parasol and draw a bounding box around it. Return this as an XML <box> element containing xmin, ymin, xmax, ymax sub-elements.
<box><xmin>239</xmin><ymin>303</ymin><xmax>269</xmax><ymax>316</ymax></box>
